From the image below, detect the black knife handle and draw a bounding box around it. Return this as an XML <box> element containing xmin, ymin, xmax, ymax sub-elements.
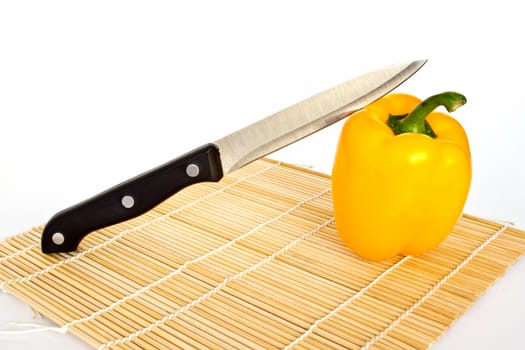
<box><xmin>41</xmin><ymin>143</ymin><xmax>223</xmax><ymax>253</ymax></box>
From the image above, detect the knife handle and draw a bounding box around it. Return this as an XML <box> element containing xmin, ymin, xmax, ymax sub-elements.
<box><xmin>41</xmin><ymin>143</ymin><xmax>223</xmax><ymax>253</ymax></box>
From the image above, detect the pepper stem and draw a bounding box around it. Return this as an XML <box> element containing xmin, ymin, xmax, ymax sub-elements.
<box><xmin>388</xmin><ymin>91</ymin><xmax>467</xmax><ymax>138</ymax></box>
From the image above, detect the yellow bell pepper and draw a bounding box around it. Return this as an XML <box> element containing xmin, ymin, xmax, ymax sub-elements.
<box><xmin>332</xmin><ymin>92</ymin><xmax>471</xmax><ymax>261</ymax></box>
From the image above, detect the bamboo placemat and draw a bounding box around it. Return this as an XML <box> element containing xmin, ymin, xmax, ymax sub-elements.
<box><xmin>1</xmin><ymin>159</ymin><xmax>524</xmax><ymax>349</ymax></box>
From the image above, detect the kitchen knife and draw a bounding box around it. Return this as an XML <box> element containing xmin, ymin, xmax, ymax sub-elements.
<box><xmin>41</xmin><ymin>60</ymin><xmax>426</xmax><ymax>253</ymax></box>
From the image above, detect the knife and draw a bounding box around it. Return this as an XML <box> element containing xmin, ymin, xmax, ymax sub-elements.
<box><xmin>41</xmin><ymin>60</ymin><xmax>426</xmax><ymax>253</ymax></box>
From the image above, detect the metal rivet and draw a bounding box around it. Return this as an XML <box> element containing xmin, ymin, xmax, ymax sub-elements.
<box><xmin>186</xmin><ymin>163</ymin><xmax>200</xmax><ymax>178</ymax></box>
<box><xmin>52</xmin><ymin>232</ymin><xmax>65</xmax><ymax>245</ymax></box>
<box><xmin>121</xmin><ymin>195</ymin><xmax>135</xmax><ymax>209</ymax></box>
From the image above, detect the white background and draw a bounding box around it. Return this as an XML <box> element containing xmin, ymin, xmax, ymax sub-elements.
<box><xmin>1</xmin><ymin>1</ymin><xmax>524</xmax><ymax>349</ymax></box>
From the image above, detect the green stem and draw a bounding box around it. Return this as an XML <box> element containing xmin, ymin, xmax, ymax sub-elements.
<box><xmin>388</xmin><ymin>91</ymin><xmax>467</xmax><ymax>138</ymax></box>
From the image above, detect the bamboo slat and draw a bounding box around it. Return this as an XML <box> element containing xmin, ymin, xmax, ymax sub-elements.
<box><xmin>1</xmin><ymin>158</ymin><xmax>524</xmax><ymax>349</ymax></box>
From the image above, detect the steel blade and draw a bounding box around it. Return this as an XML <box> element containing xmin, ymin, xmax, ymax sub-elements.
<box><xmin>215</xmin><ymin>60</ymin><xmax>426</xmax><ymax>174</ymax></box>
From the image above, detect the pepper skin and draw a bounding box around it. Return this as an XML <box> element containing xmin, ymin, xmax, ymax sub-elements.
<box><xmin>332</xmin><ymin>92</ymin><xmax>471</xmax><ymax>261</ymax></box>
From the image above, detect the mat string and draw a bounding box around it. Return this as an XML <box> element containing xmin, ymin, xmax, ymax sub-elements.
<box><xmin>0</xmin><ymin>244</ymin><xmax>36</xmax><ymax>265</ymax></box>
<box><xmin>64</xmin><ymin>187</ymin><xmax>330</xmax><ymax>331</ymax></box>
<box><xmin>361</xmin><ymin>223</ymin><xmax>510</xmax><ymax>349</ymax></box>
<box><xmin>0</xmin><ymin>189</ymin><xmax>333</xmax><ymax>342</ymax></box>
<box><xmin>100</xmin><ymin>221</ymin><xmax>510</xmax><ymax>349</ymax></box>
<box><xmin>99</xmin><ymin>216</ymin><xmax>335</xmax><ymax>349</ymax></box>
<box><xmin>0</xmin><ymin>220</ymin><xmax>513</xmax><ymax>346</ymax></box>
<box><xmin>0</xmin><ymin>215</ymin><xmax>515</xmax><ymax>274</ymax></box>
<box><xmin>0</xmin><ymin>322</ymin><xmax>68</xmax><ymax>336</ymax></box>
<box><xmin>1</xmin><ymin>167</ymin><xmax>330</xmax><ymax>341</ymax></box>
<box><xmin>284</xmin><ymin>221</ymin><xmax>511</xmax><ymax>349</ymax></box>
<box><xmin>0</xmin><ymin>161</ymin><xmax>281</xmax><ymax>292</ymax></box>
<box><xmin>283</xmin><ymin>255</ymin><xmax>411</xmax><ymax>350</ymax></box>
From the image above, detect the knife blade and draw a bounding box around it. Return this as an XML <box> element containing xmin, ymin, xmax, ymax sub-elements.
<box><xmin>41</xmin><ymin>60</ymin><xmax>426</xmax><ymax>253</ymax></box>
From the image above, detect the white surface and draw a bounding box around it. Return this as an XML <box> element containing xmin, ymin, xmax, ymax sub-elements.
<box><xmin>1</xmin><ymin>1</ymin><xmax>524</xmax><ymax>349</ymax></box>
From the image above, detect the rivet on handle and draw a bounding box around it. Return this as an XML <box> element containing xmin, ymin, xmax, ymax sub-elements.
<box><xmin>186</xmin><ymin>163</ymin><xmax>200</xmax><ymax>178</ymax></box>
<box><xmin>51</xmin><ymin>232</ymin><xmax>65</xmax><ymax>245</ymax></box>
<box><xmin>121</xmin><ymin>195</ymin><xmax>135</xmax><ymax>209</ymax></box>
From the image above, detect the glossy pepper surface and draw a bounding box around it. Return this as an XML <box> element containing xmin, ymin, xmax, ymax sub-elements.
<box><xmin>332</xmin><ymin>92</ymin><xmax>471</xmax><ymax>261</ymax></box>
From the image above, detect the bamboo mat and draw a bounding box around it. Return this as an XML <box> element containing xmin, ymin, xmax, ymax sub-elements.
<box><xmin>1</xmin><ymin>159</ymin><xmax>524</xmax><ymax>350</ymax></box>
